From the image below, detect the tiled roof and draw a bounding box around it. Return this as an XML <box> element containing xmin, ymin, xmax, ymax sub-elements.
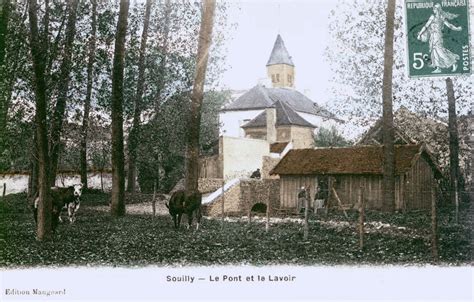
<box><xmin>241</xmin><ymin>100</ymin><xmax>314</xmax><ymax>129</ymax></box>
<box><xmin>271</xmin><ymin>144</ymin><xmax>441</xmax><ymax>176</ymax></box>
<box><xmin>222</xmin><ymin>85</ymin><xmax>337</xmax><ymax>120</ymax></box>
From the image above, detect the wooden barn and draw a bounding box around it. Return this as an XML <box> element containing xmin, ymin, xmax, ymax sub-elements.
<box><xmin>270</xmin><ymin>144</ymin><xmax>442</xmax><ymax>211</ymax></box>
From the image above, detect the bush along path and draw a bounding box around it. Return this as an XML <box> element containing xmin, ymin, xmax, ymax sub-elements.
<box><xmin>0</xmin><ymin>192</ymin><xmax>471</xmax><ymax>267</ymax></box>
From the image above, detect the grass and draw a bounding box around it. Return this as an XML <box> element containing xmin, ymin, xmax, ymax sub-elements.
<box><xmin>0</xmin><ymin>192</ymin><xmax>471</xmax><ymax>267</ymax></box>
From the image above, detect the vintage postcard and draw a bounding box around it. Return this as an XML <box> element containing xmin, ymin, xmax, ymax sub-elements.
<box><xmin>0</xmin><ymin>0</ymin><xmax>472</xmax><ymax>301</ymax></box>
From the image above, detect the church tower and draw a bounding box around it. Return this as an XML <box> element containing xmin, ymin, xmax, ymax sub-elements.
<box><xmin>266</xmin><ymin>34</ymin><xmax>295</xmax><ymax>88</ymax></box>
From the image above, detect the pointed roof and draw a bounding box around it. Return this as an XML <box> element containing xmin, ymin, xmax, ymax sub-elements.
<box><xmin>241</xmin><ymin>100</ymin><xmax>314</xmax><ymax>129</ymax></box>
<box><xmin>266</xmin><ymin>34</ymin><xmax>294</xmax><ymax>67</ymax></box>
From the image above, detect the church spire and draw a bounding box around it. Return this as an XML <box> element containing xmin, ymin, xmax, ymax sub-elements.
<box><xmin>266</xmin><ymin>35</ymin><xmax>295</xmax><ymax>88</ymax></box>
<box><xmin>266</xmin><ymin>34</ymin><xmax>294</xmax><ymax>66</ymax></box>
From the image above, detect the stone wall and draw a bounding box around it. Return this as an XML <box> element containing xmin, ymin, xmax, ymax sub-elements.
<box><xmin>222</xmin><ymin>136</ymin><xmax>270</xmax><ymax>179</ymax></box>
<box><xmin>290</xmin><ymin>126</ymin><xmax>315</xmax><ymax>149</ymax></box>
<box><xmin>262</xmin><ymin>156</ymin><xmax>280</xmax><ymax>179</ymax></box>
<box><xmin>198</xmin><ymin>178</ymin><xmax>223</xmax><ymax>194</ymax></box>
<box><xmin>199</xmin><ymin>155</ymin><xmax>222</xmax><ymax>179</ymax></box>
<box><xmin>266</xmin><ymin>64</ymin><xmax>295</xmax><ymax>88</ymax></box>
<box><xmin>204</xmin><ymin>182</ymin><xmax>241</xmax><ymax>216</ymax></box>
<box><xmin>240</xmin><ymin>179</ymin><xmax>280</xmax><ymax>215</ymax></box>
<box><xmin>203</xmin><ymin>179</ymin><xmax>280</xmax><ymax>217</ymax></box>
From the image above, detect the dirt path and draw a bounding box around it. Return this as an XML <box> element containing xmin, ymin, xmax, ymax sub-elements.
<box><xmin>91</xmin><ymin>201</ymin><xmax>169</xmax><ymax>216</ymax></box>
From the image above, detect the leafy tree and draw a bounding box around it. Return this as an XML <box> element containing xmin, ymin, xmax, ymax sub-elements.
<box><xmin>314</xmin><ymin>126</ymin><xmax>352</xmax><ymax>147</ymax></box>
<box><xmin>49</xmin><ymin>0</ymin><xmax>80</xmax><ymax>186</ymax></box>
<box><xmin>126</xmin><ymin>0</ymin><xmax>152</xmax><ymax>193</ymax></box>
<box><xmin>80</xmin><ymin>0</ymin><xmax>98</xmax><ymax>189</ymax></box>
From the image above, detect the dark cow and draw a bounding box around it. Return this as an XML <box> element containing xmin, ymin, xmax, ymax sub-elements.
<box><xmin>165</xmin><ymin>190</ymin><xmax>202</xmax><ymax>230</ymax></box>
<box><xmin>33</xmin><ymin>184</ymin><xmax>82</xmax><ymax>232</ymax></box>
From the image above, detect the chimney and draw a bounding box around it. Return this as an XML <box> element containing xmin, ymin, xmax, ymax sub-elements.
<box><xmin>266</xmin><ymin>107</ymin><xmax>277</xmax><ymax>143</ymax></box>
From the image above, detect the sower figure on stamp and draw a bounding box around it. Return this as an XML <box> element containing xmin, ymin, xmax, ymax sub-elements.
<box><xmin>417</xmin><ymin>4</ymin><xmax>462</xmax><ymax>73</ymax></box>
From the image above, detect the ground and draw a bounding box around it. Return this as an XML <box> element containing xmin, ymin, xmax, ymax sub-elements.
<box><xmin>0</xmin><ymin>192</ymin><xmax>471</xmax><ymax>267</ymax></box>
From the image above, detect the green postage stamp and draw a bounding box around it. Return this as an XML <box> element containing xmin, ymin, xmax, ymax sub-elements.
<box><xmin>405</xmin><ymin>0</ymin><xmax>471</xmax><ymax>77</ymax></box>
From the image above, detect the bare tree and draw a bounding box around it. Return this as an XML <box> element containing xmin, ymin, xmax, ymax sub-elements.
<box><xmin>381</xmin><ymin>0</ymin><xmax>396</xmax><ymax>212</ymax></box>
<box><xmin>110</xmin><ymin>0</ymin><xmax>130</xmax><ymax>216</ymax></box>
<box><xmin>49</xmin><ymin>0</ymin><xmax>79</xmax><ymax>186</ymax></box>
<box><xmin>127</xmin><ymin>0</ymin><xmax>152</xmax><ymax>193</ymax></box>
<box><xmin>80</xmin><ymin>0</ymin><xmax>98</xmax><ymax>189</ymax></box>
<box><xmin>28</xmin><ymin>0</ymin><xmax>52</xmax><ymax>241</ymax></box>
<box><xmin>185</xmin><ymin>0</ymin><xmax>216</xmax><ymax>194</ymax></box>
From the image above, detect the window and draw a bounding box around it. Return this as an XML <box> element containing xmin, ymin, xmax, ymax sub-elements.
<box><xmin>271</xmin><ymin>74</ymin><xmax>276</xmax><ymax>83</ymax></box>
<box><xmin>276</xmin><ymin>74</ymin><xmax>280</xmax><ymax>82</ymax></box>
<box><xmin>287</xmin><ymin>74</ymin><xmax>292</xmax><ymax>85</ymax></box>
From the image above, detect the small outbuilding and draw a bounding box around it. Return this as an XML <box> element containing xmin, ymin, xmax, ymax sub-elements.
<box><xmin>270</xmin><ymin>144</ymin><xmax>442</xmax><ymax>211</ymax></box>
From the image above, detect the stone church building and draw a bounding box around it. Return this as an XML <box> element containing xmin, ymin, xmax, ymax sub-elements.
<box><xmin>199</xmin><ymin>35</ymin><xmax>341</xmax><ymax>215</ymax></box>
<box><xmin>219</xmin><ymin>34</ymin><xmax>340</xmax><ymax>148</ymax></box>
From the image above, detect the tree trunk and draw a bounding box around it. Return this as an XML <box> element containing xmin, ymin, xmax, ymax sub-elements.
<box><xmin>28</xmin><ymin>0</ymin><xmax>52</xmax><ymax>241</ymax></box>
<box><xmin>446</xmin><ymin>78</ymin><xmax>460</xmax><ymax>205</ymax></box>
<box><xmin>110</xmin><ymin>0</ymin><xmax>130</xmax><ymax>217</ymax></box>
<box><xmin>80</xmin><ymin>0</ymin><xmax>98</xmax><ymax>189</ymax></box>
<box><xmin>29</xmin><ymin>134</ymin><xmax>39</xmax><ymax>198</ymax></box>
<box><xmin>127</xmin><ymin>0</ymin><xmax>152</xmax><ymax>193</ymax></box>
<box><xmin>431</xmin><ymin>183</ymin><xmax>438</xmax><ymax>261</ymax></box>
<box><xmin>381</xmin><ymin>0</ymin><xmax>396</xmax><ymax>212</ymax></box>
<box><xmin>0</xmin><ymin>0</ymin><xmax>10</xmax><ymax>158</ymax></box>
<box><xmin>49</xmin><ymin>0</ymin><xmax>79</xmax><ymax>186</ymax></box>
<box><xmin>184</xmin><ymin>0</ymin><xmax>216</xmax><ymax>194</ymax></box>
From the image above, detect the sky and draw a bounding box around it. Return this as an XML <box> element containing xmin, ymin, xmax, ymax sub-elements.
<box><xmin>220</xmin><ymin>0</ymin><xmax>336</xmax><ymax>104</ymax></box>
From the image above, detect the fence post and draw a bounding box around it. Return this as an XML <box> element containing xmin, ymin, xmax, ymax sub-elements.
<box><xmin>431</xmin><ymin>183</ymin><xmax>439</xmax><ymax>262</ymax></box>
<box><xmin>152</xmin><ymin>180</ymin><xmax>156</xmax><ymax>217</ymax></box>
<box><xmin>266</xmin><ymin>185</ymin><xmax>270</xmax><ymax>232</ymax></box>
<box><xmin>221</xmin><ymin>179</ymin><xmax>225</xmax><ymax>227</ymax></box>
<box><xmin>358</xmin><ymin>186</ymin><xmax>365</xmax><ymax>250</ymax></box>
<box><xmin>454</xmin><ymin>179</ymin><xmax>459</xmax><ymax>224</ymax></box>
<box><xmin>2</xmin><ymin>183</ymin><xmax>5</xmax><ymax>197</ymax></box>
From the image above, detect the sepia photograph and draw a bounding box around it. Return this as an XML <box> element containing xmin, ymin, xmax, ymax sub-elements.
<box><xmin>0</xmin><ymin>0</ymin><xmax>472</xmax><ymax>301</ymax></box>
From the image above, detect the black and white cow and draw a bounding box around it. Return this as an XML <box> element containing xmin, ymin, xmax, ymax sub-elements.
<box><xmin>33</xmin><ymin>184</ymin><xmax>83</xmax><ymax>230</ymax></box>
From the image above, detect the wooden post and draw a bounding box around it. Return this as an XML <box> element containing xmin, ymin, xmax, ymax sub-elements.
<box><xmin>431</xmin><ymin>183</ymin><xmax>439</xmax><ymax>262</ymax></box>
<box><xmin>221</xmin><ymin>179</ymin><xmax>225</xmax><ymax>227</ymax></box>
<box><xmin>152</xmin><ymin>179</ymin><xmax>156</xmax><ymax>217</ymax></box>
<box><xmin>332</xmin><ymin>187</ymin><xmax>348</xmax><ymax>219</ymax></box>
<box><xmin>100</xmin><ymin>170</ymin><xmax>104</xmax><ymax>192</ymax></box>
<box><xmin>454</xmin><ymin>179</ymin><xmax>459</xmax><ymax>224</ymax></box>
<box><xmin>358</xmin><ymin>186</ymin><xmax>365</xmax><ymax>250</ymax></box>
<box><xmin>266</xmin><ymin>185</ymin><xmax>270</xmax><ymax>232</ymax></box>
<box><xmin>303</xmin><ymin>193</ymin><xmax>309</xmax><ymax>240</ymax></box>
<box><xmin>2</xmin><ymin>183</ymin><xmax>5</xmax><ymax>197</ymax></box>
